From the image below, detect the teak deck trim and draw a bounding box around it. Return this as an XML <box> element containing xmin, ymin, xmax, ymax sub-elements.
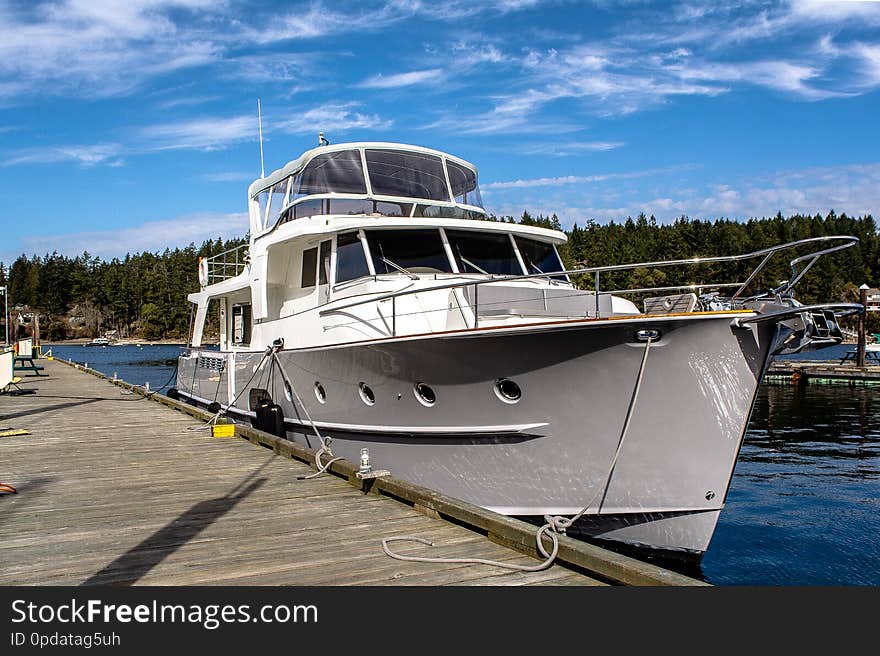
<box><xmin>46</xmin><ymin>358</ymin><xmax>707</xmax><ymax>586</ymax></box>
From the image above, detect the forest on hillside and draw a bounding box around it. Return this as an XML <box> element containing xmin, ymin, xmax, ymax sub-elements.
<box><xmin>1</xmin><ymin>210</ymin><xmax>877</xmax><ymax>341</ymax></box>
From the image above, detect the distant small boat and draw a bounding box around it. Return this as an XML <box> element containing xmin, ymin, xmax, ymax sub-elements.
<box><xmin>84</xmin><ymin>337</ymin><xmax>111</xmax><ymax>347</ymax></box>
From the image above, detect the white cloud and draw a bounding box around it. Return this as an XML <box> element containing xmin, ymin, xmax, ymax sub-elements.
<box><xmin>275</xmin><ymin>103</ymin><xmax>392</xmax><ymax>134</ymax></box>
<box><xmin>357</xmin><ymin>68</ymin><xmax>444</xmax><ymax>89</ymax></box>
<box><xmin>13</xmin><ymin>212</ymin><xmax>248</xmax><ymax>261</ymax></box>
<box><xmin>3</xmin><ymin>143</ymin><xmax>124</xmax><ymax>167</ymax></box>
<box><xmin>483</xmin><ymin>165</ymin><xmax>695</xmax><ymax>189</ymax></box>
<box><xmin>139</xmin><ymin>115</ymin><xmax>257</xmax><ymax>151</ymax></box>
<box><xmin>0</xmin><ymin>1</ymin><xmax>221</xmax><ymax>101</ymax></box>
<box><xmin>518</xmin><ymin>141</ymin><xmax>625</xmax><ymax>156</ymax></box>
<box><xmin>158</xmin><ymin>95</ymin><xmax>220</xmax><ymax>110</ymax></box>
<box><xmin>6</xmin><ymin>103</ymin><xmax>391</xmax><ymax>162</ymax></box>
<box><xmin>485</xmin><ymin>162</ymin><xmax>880</xmax><ymax>227</ymax></box>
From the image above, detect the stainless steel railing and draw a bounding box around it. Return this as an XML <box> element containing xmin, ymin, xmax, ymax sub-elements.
<box><xmin>319</xmin><ymin>236</ymin><xmax>859</xmax><ymax>332</ymax></box>
<box><xmin>204</xmin><ymin>244</ymin><xmax>249</xmax><ymax>285</ymax></box>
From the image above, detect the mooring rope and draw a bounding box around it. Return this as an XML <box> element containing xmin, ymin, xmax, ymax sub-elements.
<box><xmin>382</xmin><ymin>335</ymin><xmax>654</xmax><ymax>572</ymax></box>
<box><xmin>266</xmin><ymin>350</ymin><xmax>343</xmax><ymax>480</ymax></box>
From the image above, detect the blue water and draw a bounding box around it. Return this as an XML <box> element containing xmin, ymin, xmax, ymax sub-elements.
<box><xmin>48</xmin><ymin>343</ymin><xmax>880</xmax><ymax>585</ymax></box>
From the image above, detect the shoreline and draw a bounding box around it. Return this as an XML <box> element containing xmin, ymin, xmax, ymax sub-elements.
<box><xmin>43</xmin><ymin>339</ymin><xmax>190</xmax><ymax>346</ymax></box>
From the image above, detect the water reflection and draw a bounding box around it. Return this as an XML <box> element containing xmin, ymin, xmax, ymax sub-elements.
<box><xmin>704</xmin><ymin>382</ymin><xmax>880</xmax><ymax>585</ymax></box>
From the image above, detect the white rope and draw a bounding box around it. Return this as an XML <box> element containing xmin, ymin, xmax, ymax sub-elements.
<box><xmin>267</xmin><ymin>350</ymin><xmax>344</xmax><ymax>480</ymax></box>
<box><xmin>382</xmin><ymin>336</ymin><xmax>653</xmax><ymax>571</ymax></box>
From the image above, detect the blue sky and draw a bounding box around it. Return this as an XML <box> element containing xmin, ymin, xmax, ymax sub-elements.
<box><xmin>1</xmin><ymin>0</ymin><xmax>880</xmax><ymax>263</ymax></box>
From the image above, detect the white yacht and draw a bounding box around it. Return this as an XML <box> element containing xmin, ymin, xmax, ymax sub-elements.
<box><xmin>173</xmin><ymin>139</ymin><xmax>859</xmax><ymax>560</ymax></box>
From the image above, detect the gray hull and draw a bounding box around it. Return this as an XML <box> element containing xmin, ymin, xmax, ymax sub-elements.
<box><xmin>177</xmin><ymin>313</ymin><xmax>777</xmax><ymax>557</ymax></box>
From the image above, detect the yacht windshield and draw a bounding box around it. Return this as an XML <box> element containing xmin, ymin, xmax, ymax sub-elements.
<box><xmin>365</xmin><ymin>149</ymin><xmax>450</xmax><ymax>201</ymax></box>
<box><xmin>365</xmin><ymin>229</ymin><xmax>452</xmax><ymax>274</ymax></box>
<box><xmin>336</xmin><ymin>231</ymin><xmax>370</xmax><ymax>283</ymax></box>
<box><xmin>446</xmin><ymin>229</ymin><xmax>521</xmax><ymax>275</ymax></box>
<box><xmin>293</xmin><ymin>149</ymin><xmax>366</xmax><ymax>196</ymax></box>
<box><xmin>514</xmin><ymin>236</ymin><xmax>567</xmax><ymax>281</ymax></box>
<box><xmin>447</xmin><ymin>160</ymin><xmax>483</xmax><ymax>208</ymax></box>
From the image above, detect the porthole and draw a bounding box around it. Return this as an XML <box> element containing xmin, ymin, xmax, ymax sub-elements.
<box><xmin>314</xmin><ymin>382</ymin><xmax>326</xmax><ymax>404</ymax></box>
<box><xmin>359</xmin><ymin>382</ymin><xmax>375</xmax><ymax>406</ymax></box>
<box><xmin>494</xmin><ymin>378</ymin><xmax>522</xmax><ymax>404</ymax></box>
<box><xmin>414</xmin><ymin>382</ymin><xmax>436</xmax><ymax>407</ymax></box>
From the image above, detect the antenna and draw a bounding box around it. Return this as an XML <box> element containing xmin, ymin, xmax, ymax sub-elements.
<box><xmin>257</xmin><ymin>98</ymin><xmax>265</xmax><ymax>178</ymax></box>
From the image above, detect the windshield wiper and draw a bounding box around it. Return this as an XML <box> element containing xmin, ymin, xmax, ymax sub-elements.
<box><xmin>381</xmin><ymin>257</ymin><xmax>420</xmax><ymax>280</ymax></box>
<box><xmin>528</xmin><ymin>261</ymin><xmax>564</xmax><ymax>285</ymax></box>
<box><xmin>460</xmin><ymin>257</ymin><xmax>490</xmax><ymax>275</ymax></box>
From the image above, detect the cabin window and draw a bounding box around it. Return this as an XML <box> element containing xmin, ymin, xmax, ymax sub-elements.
<box><xmin>231</xmin><ymin>303</ymin><xmax>252</xmax><ymax>345</ymax></box>
<box><xmin>328</xmin><ymin>198</ymin><xmax>372</xmax><ymax>216</ymax></box>
<box><xmin>376</xmin><ymin>201</ymin><xmax>412</xmax><ymax>217</ymax></box>
<box><xmin>336</xmin><ymin>232</ymin><xmax>370</xmax><ymax>283</ymax></box>
<box><xmin>513</xmin><ymin>237</ymin><xmax>567</xmax><ymax>280</ymax></box>
<box><xmin>447</xmin><ymin>161</ymin><xmax>483</xmax><ymax>208</ymax></box>
<box><xmin>256</xmin><ymin>190</ymin><xmax>270</xmax><ymax>225</ymax></box>
<box><xmin>266</xmin><ymin>178</ymin><xmax>290</xmax><ymax>225</ymax></box>
<box><xmin>446</xmin><ymin>230</ymin><xmax>521</xmax><ymax>275</ymax></box>
<box><xmin>413</xmin><ymin>204</ymin><xmax>484</xmax><ymax>220</ymax></box>
<box><xmin>319</xmin><ymin>240</ymin><xmax>331</xmax><ymax>285</ymax></box>
<box><xmin>292</xmin><ymin>150</ymin><xmax>366</xmax><ymax>197</ymax></box>
<box><xmin>365</xmin><ymin>229</ymin><xmax>452</xmax><ymax>275</ymax></box>
<box><xmin>301</xmin><ymin>247</ymin><xmax>318</xmax><ymax>287</ymax></box>
<box><xmin>365</xmin><ymin>149</ymin><xmax>450</xmax><ymax>202</ymax></box>
<box><xmin>293</xmin><ymin>198</ymin><xmax>324</xmax><ymax>220</ymax></box>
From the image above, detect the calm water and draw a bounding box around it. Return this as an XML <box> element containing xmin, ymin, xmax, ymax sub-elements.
<box><xmin>49</xmin><ymin>343</ymin><xmax>880</xmax><ymax>585</ymax></box>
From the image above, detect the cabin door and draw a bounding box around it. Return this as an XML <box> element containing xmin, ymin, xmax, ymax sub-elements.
<box><xmin>317</xmin><ymin>239</ymin><xmax>332</xmax><ymax>305</ymax></box>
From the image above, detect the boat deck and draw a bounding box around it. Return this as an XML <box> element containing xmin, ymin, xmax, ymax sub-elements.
<box><xmin>0</xmin><ymin>359</ymin><xmax>704</xmax><ymax>586</ymax></box>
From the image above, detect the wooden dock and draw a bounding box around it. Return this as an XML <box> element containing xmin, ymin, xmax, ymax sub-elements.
<box><xmin>767</xmin><ymin>360</ymin><xmax>880</xmax><ymax>384</ymax></box>
<box><xmin>0</xmin><ymin>358</ymin><xmax>704</xmax><ymax>586</ymax></box>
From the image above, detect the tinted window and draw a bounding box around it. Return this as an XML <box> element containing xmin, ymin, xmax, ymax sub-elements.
<box><xmin>375</xmin><ymin>201</ymin><xmax>412</xmax><ymax>217</ymax></box>
<box><xmin>328</xmin><ymin>198</ymin><xmax>372</xmax><ymax>215</ymax></box>
<box><xmin>293</xmin><ymin>198</ymin><xmax>324</xmax><ymax>220</ymax></box>
<box><xmin>336</xmin><ymin>232</ymin><xmax>370</xmax><ymax>283</ymax></box>
<box><xmin>514</xmin><ymin>237</ymin><xmax>566</xmax><ymax>280</ymax></box>
<box><xmin>301</xmin><ymin>247</ymin><xmax>318</xmax><ymax>287</ymax></box>
<box><xmin>266</xmin><ymin>178</ymin><xmax>290</xmax><ymax>225</ymax></box>
<box><xmin>294</xmin><ymin>150</ymin><xmax>366</xmax><ymax>196</ymax></box>
<box><xmin>366</xmin><ymin>149</ymin><xmax>450</xmax><ymax>201</ymax></box>
<box><xmin>365</xmin><ymin>230</ymin><xmax>452</xmax><ymax>274</ymax></box>
<box><xmin>447</xmin><ymin>161</ymin><xmax>483</xmax><ymax>208</ymax></box>
<box><xmin>446</xmin><ymin>230</ymin><xmax>521</xmax><ymax>275</ymax></box>
<box><xmin>319</xmin><ymin>240</ymin><xmax>331</xmax><ymax>286</ymax></box>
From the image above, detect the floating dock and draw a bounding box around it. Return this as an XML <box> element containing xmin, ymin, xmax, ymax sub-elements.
<box><xmin>767</xmin><ymin>360</ymin><xmax>880</xmax><ymax>385</ymax></box>
<box><xmin>0</xmin><ymin>358</ymin><xmax>704</xmax><ymax>586</ymax></box>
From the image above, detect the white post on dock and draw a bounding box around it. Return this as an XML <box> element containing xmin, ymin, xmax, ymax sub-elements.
<box><xmin>858</xmin><ymin>284</ymin><xmax>869</xmax><ymax>368</ymax></box>
<box><xmin>0</xmin><ymin>285</ymin><xmax>8</xmax><ymax>346</ymax></box>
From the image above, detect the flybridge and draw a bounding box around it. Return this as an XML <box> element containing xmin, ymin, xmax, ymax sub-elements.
<box><xmin>245</xmin><ymin>142</ymin><xmax>486</xmax><ymax>235</ymax></box>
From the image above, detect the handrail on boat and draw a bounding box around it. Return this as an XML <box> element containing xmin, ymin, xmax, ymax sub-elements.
<box><xmin>319</xmin><ymin>235</ymin><xmax>859</xmax><ymax>322</ymax></box>
<box><xmin>203</xmin><ymin>243</ymin><xmax>250</xmax><ymax>286</ymax></box>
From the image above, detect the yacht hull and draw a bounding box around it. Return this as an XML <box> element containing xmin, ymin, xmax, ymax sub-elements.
<box><xmin>177</xmin><ymin>312</ymin><xmax>778</xmax><ymax>558</ymax></box>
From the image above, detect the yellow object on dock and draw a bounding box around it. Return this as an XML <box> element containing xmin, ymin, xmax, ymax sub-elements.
<box><xmin>211</xmin><ymin>423</ymin><xmax>236</xmax><ymax>438</ymax></box>
<box><xmin>0</xmin><ymin>428</ymin><xmax>31</xmax><ymax>438</ymax></box>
